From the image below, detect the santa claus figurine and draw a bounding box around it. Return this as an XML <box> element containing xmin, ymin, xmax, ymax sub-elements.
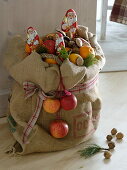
<box><xmin>61</xmin><ymin>9</ymin><xmax>78</xmax><ymax>38</ymax></box>
<box><xmin>25</xmin><ymin>27</ymin><xmax>42</xmax><ymax>55</ymax></box>
<box><xmin>55</xmin><ymin>32</ymin><xmax>65</xmax><ymax>53</ymax></box>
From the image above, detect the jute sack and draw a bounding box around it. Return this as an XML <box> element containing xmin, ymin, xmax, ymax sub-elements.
<box><xmin>4</xmin><ymin>31</ymin><xmax>105</xmax><ymax>155</ymax></box>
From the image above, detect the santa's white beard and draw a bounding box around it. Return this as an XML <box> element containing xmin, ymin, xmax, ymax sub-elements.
<box><xmin>55</xmin><ymin>38</ymin><xmax>63</xmax><ymax>48</ymax></box>
<box><xmin>27</xmin><ymin>31</ymin><xmax>38</xmax><ymax>45</ymax></box>
<box><xmin>29</xmin><ymin>32</ymin><xmax>36</xmax><ymax>40</ymax></box>
<box><xmin>68</xmin><ymin>17</ymin><xmax>76</xmax><ymax>26</ymax></box>
<box><xmin>56</xmin><ymin>38</ymin><xmax>63</xmax><ymax>46</ymax></box>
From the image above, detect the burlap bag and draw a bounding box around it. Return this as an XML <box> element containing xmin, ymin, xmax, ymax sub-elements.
<box><xmin>4</xmin><ymin>29</ymin><xmax>105</xmax><ymax>155</ymax></box>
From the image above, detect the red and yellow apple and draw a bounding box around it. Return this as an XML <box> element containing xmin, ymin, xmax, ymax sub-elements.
<box><xmin>50</xmin><ymin>120</ymin><xmax>69</xmax><ymax>138</ymax></box>
<box><xmin>43</xmin><ymin>98</ymin><xmax>60</xmax><ymax>114</ymax></box>
<box><xmin>60</xmin><ymin>94</ymin><xmax>77</xmax><ymax>111</ymax></box>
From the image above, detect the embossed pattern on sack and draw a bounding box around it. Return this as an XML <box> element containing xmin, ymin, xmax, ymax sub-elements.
<box><xmin>73</xmin><ymin>111</ymin><xmax>94</xmax><ymax>138</ymax></box>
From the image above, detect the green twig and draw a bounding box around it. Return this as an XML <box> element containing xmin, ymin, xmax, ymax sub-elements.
<box><xmin>78</xmin><ymin>144</ymin><xmax>109</xmax><ymax>159</ymax></box>
<box><xmin>83</xmin><ymin>54</ymin><xmax>98</xmax><ymax>67</ymax></box>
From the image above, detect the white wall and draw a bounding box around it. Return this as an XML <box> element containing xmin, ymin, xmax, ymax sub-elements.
<box><xmin>0</xmin><ymin>0</ymin><xmax>97</xmax><ymax>117</ymax></box>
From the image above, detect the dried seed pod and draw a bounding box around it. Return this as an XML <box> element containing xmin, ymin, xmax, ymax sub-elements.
<box><xmin>108</xmin><ymin>142</ymin><xmax>115</xmax><ymax>149</ymax></box>
<box><xmin>76</xmin><ymin>56</ymin><xmax>84</xmax><ymax>66</ymax></box>
<box><xmin>76</xmin><ymin>26</ymin><xmax>89</xmax><ymax>40</ymax></box>
<box><xmin>106</xmin><ymin>135</ymin><xmax>113</xmax><ymax>141</ymax></box>
<box><xmin>116</xmin><ymin>132</ymin><xmax>124</xmax><ymax>140</ymax></box>
<box><xmin>76</xmin><ymin>38</ymin><xmax>83</xmax><ymax>47</ymax></box>
<box><xmin>80</xmin><ymin>38</ymin><xmax>91</xmax><ymax>47</ymax></box>
<box><xmin>104</xmin><ymin>151</ymin><xmax>112</xmax><ymax>159</ymax></box>
<box><xmin>68</xmin><ymin>41</ymin><xmax>76</xmax><ymax>48</ymax></box>
<box><xmin>111</xmin><ymin>128</ymin><xmax>117</xmax><ymax>135</ymax></box>
<box><xmin>69</xmin><ymin>53</ymin><xmax>83</xmax><ymax>66</ymax></box>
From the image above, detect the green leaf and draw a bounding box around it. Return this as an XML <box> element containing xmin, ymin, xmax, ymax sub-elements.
<box><xmin>83</xmin><ymin>54</ymin><xmax>98</xmax><ymax>67</ymax></box>
<box><xmin>58</xmin><ymin>46</ymin><xmax>69</xmax><ymax>60</ymax></box>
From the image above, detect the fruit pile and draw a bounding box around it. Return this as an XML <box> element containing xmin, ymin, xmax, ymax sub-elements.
<box><xmin>43</xmin><ymin>92</ymin><xmax>77</xmax><ymax>139</ymax></box>
<box><xmin>24</xmin><ymin>9</ymin><xmax>100</xmax><ymax>139</ymax></box>
<box><xmin>25</xmin><ymin>9</ymin><xmax>98</xmax><ymax>67</ymax></box>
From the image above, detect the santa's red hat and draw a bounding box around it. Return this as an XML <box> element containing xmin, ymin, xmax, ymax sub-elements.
<box><xmin>65</xmin><ymin>9</ymin><xmax>76</xmax><ymax>17</ymax></box>
<box><xmin>27</xmin><ymin>27</ymin><xmax>34</xmax><ymax>33</ymax></box>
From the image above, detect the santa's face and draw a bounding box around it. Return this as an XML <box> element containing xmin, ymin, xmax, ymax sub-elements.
<box><xmin>67</xmin><ymin>12</ymin><xmax>75</xmax><ymax>19</ymax></box>
<box><xmin>67</xmin><ymin>12</ymin><xmax>77</xmax><ymax>25</ymax></box>
<box><xmin>28</xmin><ymin>28</ymin><xmax>34</xmax><ymax>34</ymax></box>
<box><xmin>55</xmin><ymin>33</ymin><xmax>65</xmax><ymax>50</ymax></box>
<box><xmin>27</xmin><ymin>29</ymin><xmax>37</xmax><ymax>40</ymax></box>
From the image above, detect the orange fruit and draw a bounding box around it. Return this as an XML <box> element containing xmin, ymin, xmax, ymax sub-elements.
<box><xmin>25</xmin><ymin>44</ymin><xmax>31</xmax><ymax>54</ymax></box>
<box><xmin>69</xmin><ymin>53</ymin><xmax>81</xmax><ymax>64</ymax></box>
<box><xmin>44</xmin><ymin>58</ymin><xmax>57</xmax><ymax>64</ymax></box>
<box><xmin>43</xmin><ymin>98</ymin><xmax>60</xmax><ymax>113</ymax></box>
<box><xmin>79</xmin><ymin>46</ymin><xmax>95</xmax><ymax>58</ymax></box>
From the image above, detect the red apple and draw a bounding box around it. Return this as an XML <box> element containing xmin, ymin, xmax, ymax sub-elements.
<box><xmin>50</xmin><ymin>120</ymin><xmax>69</xmax><ymax>138</ymax></box>
<box><xmin>60</xmin><ymin>94</ymin><xmax>77</xmax><ymax>110</ymax></box>
<box><xmin>43</xmin><ymin>40</ymin><xmax>55</xmax><ymax>54</ymax></box>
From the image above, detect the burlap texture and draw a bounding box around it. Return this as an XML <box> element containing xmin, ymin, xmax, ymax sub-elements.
<box><xmin>4</xmin><ymin>30</ymin><xmax>105</xmax><ymax>155</ymax></box>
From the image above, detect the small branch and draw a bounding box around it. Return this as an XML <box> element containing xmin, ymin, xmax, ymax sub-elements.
<box><xmin>100</xmin><ymin>148</ymin><xmax>110</xmax><ymax>151</ymax></box>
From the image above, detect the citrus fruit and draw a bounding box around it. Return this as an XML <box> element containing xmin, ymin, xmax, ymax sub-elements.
<box><xmin>44</xmin><ymin>58</ymin><xmax>57</xmax><ymax>64</ymax></box>
<box><xmin>25</xmin><ymin>44</ymin><xmax>31</xmax><ymax>54</ymax></box>
<box><xmin>69</xmin><ymin>53</ymin><xmax>82</xmax><ymax>64</ymax></box>
<box><xmin>80</xmin><ymin>46</ymin><xmax>95</xmax><ymax>58</ymax></box>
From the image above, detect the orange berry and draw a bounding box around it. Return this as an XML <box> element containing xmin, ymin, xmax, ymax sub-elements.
<box><xmin>80</xmin><ymin>46</ymin><xmax>95</xmax><ymax>59</ymax></box>
<box><xmin>44</xmin><ymin>58</ymin><xmax>57</xmax><ymax>64</ymax></box>
<box><xmin>43</xmin><ymin>99</ymin><xmax>60</xmax><ymax>113</ymax></box>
